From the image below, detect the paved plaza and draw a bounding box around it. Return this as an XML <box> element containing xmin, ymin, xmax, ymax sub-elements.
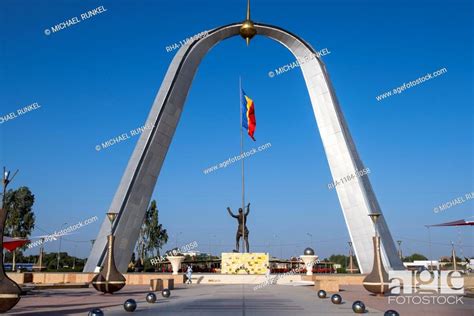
<box><xmin>7</xmin><ymin>283</ymin><xmax>473</xmax><ymax>315</ymax></box>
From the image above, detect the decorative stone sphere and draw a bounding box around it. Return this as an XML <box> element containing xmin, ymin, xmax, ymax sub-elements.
<box><xmin>88</xmin><ymin>308</ymin><xmax>104</xmax><ymax>316</ymax></box>
<box><xmin>146</xmin><ymin>292</ymin><xmax>157</xmax><ymax>303</ymax></box>
<box><xmin>304</xmin><ymin>247</ymin><xmax>315</xmax><ymax>256</ymax></box>
<box><xmin>123</xmin><ymin>299</ymin><xmax>137</xmax><ymax>312</ymax></box>
<box><xmin>352</xmin><ymin>301</ymin><xmax>366</xmax><ymax>314</ymax></box>
<box><xmin>331</xmin><ymin>294</ymin><xmax>342</xmax><ymax>304</ymax></box>
<box><xmin>162</xmin><ymin>288</ymin><xmax>171</xmax><ymax>298</ymax></box>
<box><xmin>384</xmin><ymin>310</ymin><xmax>400</xmax><ymax>316</ymax></box>
<box><xmin>317</xmin><ymin>290</ymin><xmax>327</xmax><ymax>299</ymax></box>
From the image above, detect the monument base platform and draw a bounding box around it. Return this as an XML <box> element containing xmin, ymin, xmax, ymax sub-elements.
<box><xmin>221</xmin><ymin>253</ymin><xmax>269</xmax><ymax>275</ymax></box>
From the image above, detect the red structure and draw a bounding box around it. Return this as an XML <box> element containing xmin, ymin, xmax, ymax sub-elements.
<box><xmin>2</xmin><ymin>237</ymin><xmax>29</xmax><ymax>252</ymax></box>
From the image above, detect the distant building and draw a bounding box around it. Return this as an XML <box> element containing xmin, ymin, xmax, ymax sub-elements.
<box><xmin>403</xmin><ymin>260</ymin><xmax>440</xmax><ymax>270</ymax></box>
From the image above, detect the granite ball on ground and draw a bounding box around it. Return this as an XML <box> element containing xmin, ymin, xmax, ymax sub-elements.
<box><xmin>123</xmin><ymin>299</ymin><xmax>137</xmax><ymax>312</ymax></box>
<box><xmin>331</xmin><ymin>294</ymin><xmax>342</xmax><ymax>304</ymax></box>
<box><xmin>162</xmin><ymin>288</ymin><xmax>171</xmax><ymax>298</ymax></box>
<box><xmin>352</xmin><ymin>300</ymin><xmax>366</xmax><ymax>313</ymax></box>
<box><xmin>146</xmin><ymin>292</ymin><xmax>157</xmax><ymax>303</ymax></box>
<box><xmin>317</xmin><ymin>290</ymin><xmax>327</xmax><ymax>299</ymax></box>
<box><xmin>88</xmin><ymin>308</ymin><xmax>104</xmax><ymax>316</ymax></box>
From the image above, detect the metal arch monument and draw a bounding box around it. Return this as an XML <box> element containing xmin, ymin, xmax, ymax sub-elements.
<box><xmin>85</xmin><ymin>12</ymin><xmax>404</xmax><ymax>274</ymax></box>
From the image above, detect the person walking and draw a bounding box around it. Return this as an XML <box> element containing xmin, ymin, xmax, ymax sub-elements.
<box><xmin>186</xmin><ymin>265</ymin><xmax>193</xmax><ymax>284</ymax></box>
<box><xmin>265</xmin><ymin>264</ymin><xmax>274</xmax><ymax>285</ymax></box>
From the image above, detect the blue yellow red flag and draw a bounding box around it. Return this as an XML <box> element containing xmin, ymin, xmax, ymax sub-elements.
<box><xmin>240</xmin><ymin>88</ymin><xmax>256</xmax><ymax>141</ymax></box>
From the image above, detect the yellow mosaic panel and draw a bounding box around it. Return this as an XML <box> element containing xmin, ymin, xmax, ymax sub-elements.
<box><xmin>221</xmin><ymin>252</ymin><xmax>269</xmax><ymax>275</ymax></box>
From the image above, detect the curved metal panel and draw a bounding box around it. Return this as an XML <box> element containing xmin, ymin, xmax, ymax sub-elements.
<box><xmin>85</xmin><ymin>22</ymin><xmax>403</xmax><ymax>273</ymax></box>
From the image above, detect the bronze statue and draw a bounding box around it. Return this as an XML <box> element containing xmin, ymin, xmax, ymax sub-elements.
<box><xmin>227</xmin><ymin>203</ymin><xmax>250</xmax><ymax>252</ymax></box>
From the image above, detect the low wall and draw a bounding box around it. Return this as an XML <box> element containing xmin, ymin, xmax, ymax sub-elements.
<box><xmin>301</xmin><ymin>274</ymin><xmax>366</xmax><ymax>285</ymax></box>
<box><xmin>464</xmin><ymin>275</ymin><xmax>474</xmax><ymax>288</ymax></box>
<box><xmin>8</xmin><ymin>272</ymin><xmax>332</xmax><ymax>285</ymax></box>
<box><xmin>10</xmin><ymin>272</ymin><xmax>303</xmax><ymax>285</ymax></box>
<box><xmin>8</xmin><ymin>273</ymin><xmax>184</xmax><ymax>285</ymax></box>
<box><xmin>32</xmin><ymin>272</ymin><xmax>95</xmax><ymax>284</ymax></box>
<box><xmin>125</xmin><ymin>273</ymin><xmax>184</xmax><ymax>285</ymax></box>
<box><xmin>8</xmin><ymin>272</ymin><xmax>474</xmax><ymax>287</ymax></box>
<box><xmin>7</xmin><ymin>272</ymin><xmax>33</xmax><ymax>284</ymax></box>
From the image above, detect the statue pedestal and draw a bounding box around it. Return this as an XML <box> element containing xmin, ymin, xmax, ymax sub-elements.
<box><xmin>221</xmin><ymin>253</ymin><xmax>269</xmax><ymax>275</ymax></box>
<box><xmin>167</xmin><ymin>256</ymin><xmax>184</xmax><ymax>275</ymax></box>
<box><xmin>300</xmin><ymin>255</ymin><xmax>318</xmax><ymax>276</ymax></box>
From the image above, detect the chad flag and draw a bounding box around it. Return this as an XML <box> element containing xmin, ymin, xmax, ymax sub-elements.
<box><xmin>241</xmin><ymin>88</ymin><xmax>256</xmax><ymax>141</ymax></box>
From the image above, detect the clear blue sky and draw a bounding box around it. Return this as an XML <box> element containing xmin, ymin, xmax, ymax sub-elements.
<box><xmin>0</xmin><ymin>0</ymin><xmax>472</xmax><ymax>261</ymax></box>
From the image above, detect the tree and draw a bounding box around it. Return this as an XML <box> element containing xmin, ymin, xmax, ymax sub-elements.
<box><xmin>137</xmin><ymin>231</ymin><xmax>145</xmax><ymax>266</ymax></box>
<box><xmin>4</xmin><ymin>186</ymin><xmax>35</xmax><ymax>270</ymax></box>
<box><xmin>145</xmin><ymin>200</ymin><xmax>168</xmax><ymax>258</ymax></box>
<box><xmin>26</xmin><ymin>251</ymin><xmax>86</xmax><ymax>272</ymax></box>
<box><xmin>403</xmin><ymin>253</ymin><xmax>428</xmax><ymax>262</ymax></box>
<box><xmin>136</xmin><ymin>200</ymin><xmax>168</xmax><ymax>264</ymax></box>
<box><xmin>329</xmin><ymin>254</ymin><xmax>349</xmax><ymax>267</ymax></box>
<box><xmin>128</xmin><ymin>252</ymin><xmax>136</xmax><ymax>272</ymax></box>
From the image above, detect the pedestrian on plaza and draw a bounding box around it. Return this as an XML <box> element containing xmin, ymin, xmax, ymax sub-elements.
<box><xmin>265</xmin><ymin>264</ymin><xmax>273</xmax><ymax>285</ymax></box>
<box><xmin>186</xmin><ymin>265</ymin><xmax>193</xmax><ymax>284</ymax></box>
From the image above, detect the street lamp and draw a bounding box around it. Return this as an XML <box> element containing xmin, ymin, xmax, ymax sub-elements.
<box><xmin>38</xmin><ymin>238</ymin><xmax>45</xmax><ymax>271</ymax></box>
<box><xmin>0</xmin><ymin>167</ymin><xmax>21</xmax><ymax>312</ymax></box>
<box><xmin>425</xmin><ymin>226</ymin><xmax>433</xmax><ymax>271</ymax></box>
<box><xmin>273</xmin><ymin>234</ymin><xmax>282</xmax><ymax>259</ymax></box>
<box><xmin>348</xmin><ymin>241</ymin><xmax>354</xmax><ymax>274</ymax></box>
<box><xmin>397</xmin><ymin>240</ymin><xmax>403</xmax><ymax>260</ymax></box>
<box><xmin>1</xmin><ymin>167</ymin><xmax>18</xmax><ymax>204</ymax></box>
<box><xmin>175</xmin><ymin>232</ymin><xmax>182</xmax><ymax>249</ymax></box>
<box><xmin>56</xmin><ymin>222</ymin><xmax>68</xmax><ymax>270</ymax></box>
<box><xmin>451</xmin><ymin>241</ymin><xmax>457</xmax><ymax>272</ymax></box>
<box><xmin>209</xmin><ymin>234</ymin><xmax>216</xmax><ymax>257</ymax></box>
<box><xmin>72</xmin><ymin>245</ymin><xmax>78</xmax><ymax>270</ymax></box>
<box><xmin>306</xmin><ymin>233</ymin><xmax>313</xmax><ymax>249</ymax></box>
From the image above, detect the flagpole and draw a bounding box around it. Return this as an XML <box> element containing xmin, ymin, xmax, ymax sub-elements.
<box><xmin>239</xmin><ymin>76</ymin><xmax>246</xmax><ymax>253</ymax></box>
